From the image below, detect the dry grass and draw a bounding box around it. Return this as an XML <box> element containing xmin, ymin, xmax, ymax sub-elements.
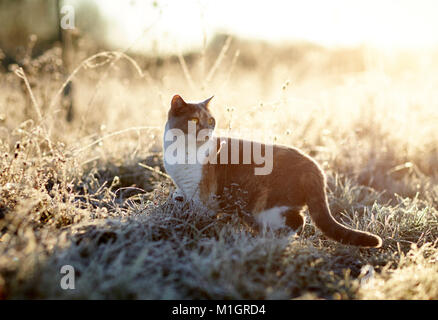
<box><xmin>0</xmin><ymin>36</ymin><xmax>438</xmax><ymax>299</ymax></box>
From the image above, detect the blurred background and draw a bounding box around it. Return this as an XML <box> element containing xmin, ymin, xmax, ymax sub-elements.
<box><xmin>2</xmin><ymin>0</ymin><xmax>438</xmax><ymax>54</ymax></box>
<box><xmin>0</xmin><ymin>0</ymin><xmax>437</xmax><ymax>187</ymax></box>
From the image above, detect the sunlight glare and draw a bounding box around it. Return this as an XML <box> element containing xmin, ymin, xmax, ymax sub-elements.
<box><xmin>94</xmin><ymin>0</ymin><xmax>438</xmax><ymax>53</ymax></box>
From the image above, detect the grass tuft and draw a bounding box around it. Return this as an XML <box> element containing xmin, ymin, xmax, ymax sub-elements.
<box><xmin>1</xmin><ymin>41</ymin><xmax>438</xmax><ymax>299</ymax></box>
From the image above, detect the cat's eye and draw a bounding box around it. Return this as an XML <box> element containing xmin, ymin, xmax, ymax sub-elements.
<box><xmin>208</xmin><ymin>118</ymin><xmax>215</xmax><ymax>125</ymax></box>
<box><xmin>189</xmin><ymin>117</ymin><xmax>199</xmax><ymax>124</ymax></box>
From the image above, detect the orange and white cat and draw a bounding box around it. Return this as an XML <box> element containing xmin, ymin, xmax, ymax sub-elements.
<box><xmin>163</xmin><ymin>95</ymin><xmax>382</xmax><ymax>248</ymax></box>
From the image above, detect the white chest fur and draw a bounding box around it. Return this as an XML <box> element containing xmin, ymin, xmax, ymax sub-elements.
<box><xmin>164</xmin><ymin>161</ymin><xmax>203</xmax><ymax>201</ymax></box>
<box><xmin>163</xmin><ymin>122</ymin><xmax>210</xmax><ymax>201</ymax></box>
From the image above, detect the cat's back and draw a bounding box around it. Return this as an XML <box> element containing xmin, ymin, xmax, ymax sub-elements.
<box><xmin>210</xmin><ymin>136</ymin><xmax>318</xmax><ymax>172</ymax></box>
<box><xmin>199</xmin><ymin>136</ymin><xmax>322</xmax><ymax>208</ymax></box>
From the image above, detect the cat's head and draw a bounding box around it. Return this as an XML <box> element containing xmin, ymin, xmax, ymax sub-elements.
<box><xmin>166</xmin><ymin>95</ymin><xmax>216</xmax><ymax>138</ymax></box>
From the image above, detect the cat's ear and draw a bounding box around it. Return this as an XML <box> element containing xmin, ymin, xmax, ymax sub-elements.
<box><xmin>171</xmin><ymin>94</ymin><xmax>187</xmax><ymax>110</ymax></box>
<box><xmin>201</xmin><ymin>95</ymin><xmax>214</xmax><ymax>108</ymax></box>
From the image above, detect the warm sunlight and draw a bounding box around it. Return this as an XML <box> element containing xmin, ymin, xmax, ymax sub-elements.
<box><xmin>2</xmin><ymin>0</ymin><xmax>438</xmax><ymax>303</ymax></box>
<box><xmin>93</xmin><ymin>0</ymin><xmax>438</xmax><ymax>53</ymax></box>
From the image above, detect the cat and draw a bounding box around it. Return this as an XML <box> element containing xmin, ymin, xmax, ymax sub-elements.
<box><xmin>163</xmin><ymin>94</ymin><xmax>382</xmax><ymax>248</ymax></box>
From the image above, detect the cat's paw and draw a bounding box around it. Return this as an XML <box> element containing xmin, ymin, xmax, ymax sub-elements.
<box><xmin>171</xmin><ymin>189</ymin><xmax>185</xmax><ymax>203</ymax></box>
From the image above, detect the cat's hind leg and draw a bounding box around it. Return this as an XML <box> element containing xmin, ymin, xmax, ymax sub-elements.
<box><xmin>255</xmin><ymin>206</ymin><xmax>290</xmax><ymax>232</ymax></box>
<box><xmin>283</xmin><ymin>207</ymin><xmax>306</xmax><ymax>234</ymax></box>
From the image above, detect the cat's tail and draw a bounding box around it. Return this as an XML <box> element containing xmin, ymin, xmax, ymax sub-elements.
<box><xmin>303</xmin><ymin>170</ymin><xmax>382</xmax><ymax>248</ymax></box>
